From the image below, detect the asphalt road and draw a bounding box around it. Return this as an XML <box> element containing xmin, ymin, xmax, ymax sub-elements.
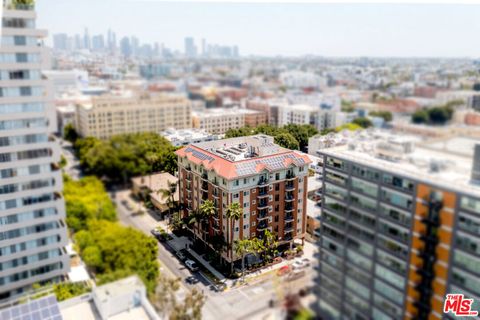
<box><xmin>113</xmin><ymin>190</ymin><xmax>315</xmax><ymax>320</ymax></box>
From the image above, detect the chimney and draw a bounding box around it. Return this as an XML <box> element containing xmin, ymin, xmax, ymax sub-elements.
<box><xmin>472</xmin><ymin>143</ymin><xmax>480</xmax><ymax>182</ymax></box>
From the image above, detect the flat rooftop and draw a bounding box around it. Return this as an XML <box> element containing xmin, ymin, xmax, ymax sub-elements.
<box><xmin>319</xmin><ymin>132</ymin><xmax>480</xmax><ymax>197</ymax></box>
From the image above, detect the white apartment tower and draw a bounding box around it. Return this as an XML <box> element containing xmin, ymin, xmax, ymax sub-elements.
<box><xmin>0</xmin><ymin>0</ymin><xmax>69</xmax><ymax>300</ymax></box>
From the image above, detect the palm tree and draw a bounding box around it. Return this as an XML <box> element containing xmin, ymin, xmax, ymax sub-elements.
<box><xmin>157</xmin><ymin>180</ymin><xmax>177</xmax><ymax>221</ymax></box>
<box><xmin>199</xmin><ymin>200</ymin><xmax>216</xmax><ymax>225</ymax></box>
<box><xmin>226</xmin><ymin>202</ymin><xmax>242</xmax><ymax>274</ymax></box>
<box><xmin>234</xmin><ymin>239</ymin><xmax>250</xmax><ymax>282</ymax></box>
<box><xmin>262</xmin><ymin>229</ymin><xmax>278</xmax><ymax>263</ymax></box>
<box><xmin>187</xmin><ymin>210</ymin><xmax>202</xmax><ymax>243</ymax></box>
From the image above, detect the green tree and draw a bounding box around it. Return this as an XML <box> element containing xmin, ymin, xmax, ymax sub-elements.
<box><xmin>53</xmin><ymin>283</ymin><xmax>91</xmax><ymax>302</ymax></box>
<box><xmin>75</xmin><ymin>220</ymin><xmax>159</xmax><ymax>293</ymax></box>
<box><xmin>157</xmin><ymin>180</ymin><xmax>178</xmax><ymax>219</ymax></box>
<box><xmin>283</xmin><ymin>124</ymin><xmax>318</xmax><ymax>150</ymax></box>
<box><xmin>428</xmin><ymin>106</ymin><xmax>449</xmax><ymax>124</ymax></box>
<box><xmin>226</xmin><ymin>203</ymin><xmax>242</xmax><ymax>273</ymax></box>
<box><xmin>64</xmin><ymin>176</ymin><xmax>116</xmax><ymax>232</ymax></box>
<box><xmin>234</xmin><ymin>239</ymin><xmax>251</xmax><ymax>281</ymax></box>
<box><xmin>352</xmin><ymin>117</ymin><xmax>373</xmax><ymax>129</ymax></box>
<box><xmin>63</xmin><ymin>123</ymin><xmax>78</xmax><ymax>143</ymax></box>
<box><xmin>274</xmin><ymin>132</ymin><xmax>300</xmax><ymax>150</ymax></box>
<box><xmin>412</xmin><ymin>109</ymin><xmax>429</xmax><ymax>124</ymax></box>
<box><xmin>369</xmin><ymin>110</ymin><xmax>393</xmax><ymax>122</ymax></box>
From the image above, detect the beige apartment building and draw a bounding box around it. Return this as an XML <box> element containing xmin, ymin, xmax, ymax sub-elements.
<box><xmin>75</xmin><ymin>93</ymin><xmax>192</xmax><ymax>139</ymax></box>
<box><xmin>192</xmin><ymin>107</ymin><xmax>266</xmax><ymax>134</ymax></box>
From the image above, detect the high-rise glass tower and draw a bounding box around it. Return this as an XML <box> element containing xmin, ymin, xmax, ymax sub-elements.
<box><xmin>0</xmin><ymin>0</ymin><xmax>69</xmax><ymax>300</ymax></box>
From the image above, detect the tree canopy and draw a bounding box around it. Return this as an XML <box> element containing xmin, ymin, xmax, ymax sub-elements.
<box><xmin>411</xmin><ymin>102</ymin><xmax>455</xmax><ymax>125</ymax></box>
<box><xmin>63</xmin><ymin>176</ymin><xmax>116</xmax><ymax>232</ymax></box>
<box><xmin>74</xmin><ymin>220</ymin><xmax>159</xmax><ymax>293</ymax></box>
<box><xmin>369</xmin><ymin>110</ymin><xmax>393</xmax><ymax>122</ymax></box>
<box><xmin>225</xmin><ymin>124</ymin><xmax>317</xmax><ymax>151</ymax></box>
<box><xmin>352</xmin><ymin>117</ymin><xmax>373</xmax><ymax>129</ymax></box>
<box><xmin>74</xmin><ymin>132</ymin><xmax>178</xmax><ymax>182</ymax></box>
<box><xmin>274</xmin><ymin>132</ymin><xmax>300</xmax><ymax>150</ymax></box>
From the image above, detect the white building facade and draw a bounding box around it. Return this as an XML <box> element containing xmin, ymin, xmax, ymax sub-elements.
<box><xmin>0</xmin><ymin>1</ymin><xmax>69</xmax><ymax>300</ymax></box>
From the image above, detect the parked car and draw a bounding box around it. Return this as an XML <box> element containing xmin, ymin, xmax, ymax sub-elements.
<box><xmin>176</xmin><ymin>249</ymin><xmax>188</xmax><ymax>261</ymax></box>
<box><xmin>150</xmin><ymin>228</ymin><xmax>162</xmax><ymax>240</ymax></box>
<box><xmin>121</xmin><ymin>200</ymin><xmax>133</xmax><ymax>210</ymax></box>
<box><xmin>210</xmin><ymin>282</ymin><xmax>227</xmax><ymax>292</ymax></box>
<box><xmin>185</xmin><ymin>259</ymin><xmax>199</xmax><ymax>272</ymax></box>
<box><xmin>276</xmin><ymin>265</ymin><xmax>291</xmax><ymax>276</ymax></box>
<box><xmin>287</xmin><ymin>269</ymin><xmax>306</xmax><ymax>281</ymax></box>
<box><xmin>185</xmin><ymin>276</ymin><xmax>199</xmax><ymax>285</ymax></box>
<box><xmin>292</xmin><ymin>260</ymin><xmax>304</xmax><ymax>270</ymax></box>
<box><xmin>301</xmin><ymin>258</ymin><xmax>311</xmax><ymax>267</ymax></box>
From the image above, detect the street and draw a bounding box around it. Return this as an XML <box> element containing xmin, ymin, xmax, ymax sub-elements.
<box><xmin>112</xmin><ymin>189</ymin><xmax>316</xmax><ymax>320</ymax></box>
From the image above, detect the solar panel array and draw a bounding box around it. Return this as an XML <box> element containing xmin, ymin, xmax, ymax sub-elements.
<box><xmin>0</xmin><ymin>295</ymin><xmax>63</xmax><ymax>320</ymax></box>
<box><xmin>235</xmin><ymin>154</ymin><xmax>306</xmax><ymax>177</ymax></box>
<box><xmin>185</xmin><ymin>147</ymin><xmax>215</xmax><ymax>163</ymax></box>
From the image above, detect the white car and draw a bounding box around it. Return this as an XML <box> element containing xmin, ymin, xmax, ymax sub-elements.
<box><xmin>185</xmin><ymin>259</ymin><xmax>199</xmax><ymax>272</ymax></box>
<box><xmin>292</xmin><ymin>260</ymin><xmax>304</xmax><ymax>270</ymax></box>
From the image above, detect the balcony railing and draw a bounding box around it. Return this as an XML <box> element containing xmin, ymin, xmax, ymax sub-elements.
<box><xmin>284</xmin><ymin>226</ymin><xmax>294</xmax><ymax>233</ymax></box>
<box><xmin>258</xmin><ymin>177</ymin><xmax>269</xmax><ymax>186</ymax></box>
<box><xmin>285</xmin><ymin>183</ymin><xmax>295</xmax><ymax>191</ymax></box>
<box><xmin>201</xmin><ymin>182</ymin><xmax>209</xmax><ymax>191</ymax></box>
<box><xmin>201</xmin><ymin>173</ymin><xmax>208</xmax><ymax>181</ymax></box>
<box><xmin>285</xmin><ymin>206</ymin><xmax>294</xmax><ymax>212</ymax></box>
<box><xmin>257</xmin><ymin>201</ymin><xmax>269</xmax><ymax>209</ymax></box>
<box><xmin>257</xmin><ymin>223</ymin><xmax>268</xmax><ymax>231</ymax></box>
<box><xmin>258</xmin><ymin>211</ymin><xmax>269</xmax><ymax>220</ymax></box>
<box><xmin>285</xmin><ymin>215</ymin><xmax>294</xmax><ymax>222</ymax></box>
<box><xmin>285</xmin><ymin>194</ymin><xmax>295</xmax><ymax>202</ymax></box>
<box><xmin>286</xmin><ymin>172</ymin><xmax>296</xmax><ymax>180</ymax></box>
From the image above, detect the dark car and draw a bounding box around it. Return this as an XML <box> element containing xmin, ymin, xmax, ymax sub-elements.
<box><xmin>150</xmin><ymin>228</ymin><xmax>162</xmax><ymax>240</ymax></box>
<box><xmin>185</xmin><ymin>276</ymin><xmax>199</xmax><ymax>285</ymax></box>
<box><xmin>176</xmin><ymin>249</ymin><xmax>188</xmax><ymax>261</ymax></box>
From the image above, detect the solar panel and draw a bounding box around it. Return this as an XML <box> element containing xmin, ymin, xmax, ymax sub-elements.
<box><xmin>185</xmin><ymin>147</ymin><xmax>215</xmax><ymax>163</ymax></box>
<box><xmin>1</xmin><ymin>295</ymin><xmax>63</xmax><ymax>320</ymax></box>
<box><xmin>235</xmin><ymin>154</ymin><xmax>306</xmax><ymax>177</ymax></box>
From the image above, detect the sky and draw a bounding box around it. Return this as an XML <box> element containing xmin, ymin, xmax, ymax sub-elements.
<box><xmin>36</xmin><ymin>0</ymin><xmax>480</xmax><ymax>57</ymax></box>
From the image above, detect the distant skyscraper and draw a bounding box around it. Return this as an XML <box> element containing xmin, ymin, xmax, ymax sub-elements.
<box><xmin>0</xmin><ymin>2</ymin><xmax>69</xmax><ymax>300</ymax></box>
<box><xmin>52</xmin><ymin>33</ymin><xmax>68</xmax><ymax>51</ymax></box>
<box><xmin>120</xmin><ymin>36</ymin><xmax>131</xmax><ymax>57</ymax></box>
<box><xmin>184</xmin><ymin>37</ymin><xmax>197</xmax><ymax>58</ymax></box>
<box><xmin>83</xmin><ymin>28</ymin><xmax>91</xmax><ymax>50</ymax></box>
<box><xmin>92</xmin><ymin>34</ymin><xmax>105</xmax><ymax>51</ymax></box>
<box><xmin>131</xmin><ymin>36</ymin><xmax>139</xmax><ymax>56</ymax></box>
<box><xmin>74</xmin><ymin>34</ymin><xmax>83</xmax><ymax>50</ymax></box>
<box><xmin>201</xmin><ymin>38</ymin><xmax>206</xmax><ymax>56</ymax></box>
<box><xmin>233</xmin><ymin>45</ymin><xmax>239</xmax><ymax>58</ymax></box>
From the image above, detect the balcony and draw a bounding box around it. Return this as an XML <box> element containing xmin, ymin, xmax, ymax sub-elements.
<box><xmin>212</xmin><ymin>223</ymin><xmax>220</xmax><ymax>231</ymax></box>
<box><xmin>285</xmin><ymin>183</ymin><xmax>295</xmax><ymax>191</ymax></box>
<box><xmin>284</xmin><ymin>225</ymin><xmax>294</xmax><ymax>233</ymax></box>
<box><xmin>421</xmin><ymin>214</ymin><xmax>440</xmax><ymax>227</ymax></box>
<box><xmin>258</xmin><ymin>176</ymin><xmax>269</xmax><ymax>186</ymax></box>
<box><xmin>201</xmin><ymin>182</ymin><xmax>209</xmax><ymax>192</ymax></box>
<box><xmin>201</xmin><ymin>173</ymin><xmax>208</xmax><ymax>181</ymax></box>
<box><xmin>416</xmin><ymin>268</ymin><xmax>434</xmax><ymax>280</ymax></box>
<box><xmin>258</xmin><ymin>187</ymin><xmax>269</xmax><ymax>198</ymax></box>
<box><xmin>257</xmin><ymin>222</ymin><xmax>269</xmax><ymax>231</ymax></box>
<box><xmin>257</xmin><ymin>201</ymin><xmax>269</xmax><ymax>209</ymax></box>
<box><xmin>285</xmin><ymin>194</ymin><xmax>295</xmax><ymax>202</ymax></box>
<box><xmin>286</xmin><ymin>172</ymin><xmax>296</xmax><ymax>180</ymax></box>
<box><xmin>420</xmin><ymin>234</ymin><xmax>439</xmax><ymax>246</ymax></box>
<box><xmin>284</xmin><ymin>206</ymin><xmax>294</xmax><ymax>212</ymax></box>
<box><xmin>185</xmin><ymin>165</ymin><xmax>192</xmax><ymax>171</ymax></box>
<box><xmin>285</xmin><ymin>215</ymin><xmax>294</xmax><ymax>223</ymax></box>
<box><xmin>257</xmin><ymin>210</ymin><xmax>269</xmax><ymax>220</ymax></box>
<box><xmin>213</xmin><ymin>190</ymin><xmax>220</xmax><ymax>198</ymax></box>
<box><xmin>185</xmin><ymin>174</ymin><xmax>192</xmax><ymax>182</ymax></box>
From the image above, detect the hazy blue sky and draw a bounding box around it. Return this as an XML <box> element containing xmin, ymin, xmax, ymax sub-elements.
<box><xmin>37</xmin><ymin>0</ymin><xmax>480</xmax><ymax>57</ymax></box>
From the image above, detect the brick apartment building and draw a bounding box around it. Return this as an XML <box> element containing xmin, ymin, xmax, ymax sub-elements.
<box><xmin>175</xmin><ymin>135</ymin><xmax>311</xmax><ymax>264</ymax></box>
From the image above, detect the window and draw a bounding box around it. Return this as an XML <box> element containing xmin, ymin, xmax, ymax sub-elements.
<box><xmin>251</xmin><ymin>189</ymin><xmax>256</xmax><ymax>194</ymax></box>
<box><xmin>351</xmin><ymin>177</ymin><xmax>378</xmax><ymax>197</ymax></box>
<box><xmin>234</xmin><ymin>180</ymin><xmax>239</xmax><ymax>186</ymax></box>
<box><xmin>326</xmin><ymin>157</ymin><xmax>347</xmax><ymax>171</ymax></box>
<box><xmin>275</xmin><ymin>173</ymin><xmax>280</xmax><ymax>180</ymax></box>
<box><xmin>233</xmin><ymin>193</ymin><xmax>239</xmax><ymax>199</ymax></box>
<box><xmin>375</xmin><ymin>264</ymin><xmax>405</xmax><ymax>289</ymax></box>
<box><xmin>452</xmin><ymin>268</ymin><xmax>480</xmax><ymax>295</ymax></box>
<box><xmin>381</xmin><ymin>188</ymin><xmax>413</xmax><ymax>210</ymax></box>
<box><xmin>275</xmin><ymin>195</ymin><xmax>279</xmax><ymax>201</ymax></box>
<box><xmin>352</xmin><ymin>164</ymin><xmax>380</xmax><ymax>181</ymax></box>
<box><xmin>453</xmin><ymin>251</ymin><xmax>480</xmax><ymax>275</ymax></box>
<box><xmin>461</xmin><ymin>196</ymin><xmax>480</xmax><ymax>214</ymax></box>
<box><xmin>458</xmin><ymin>212</ymin><xmax>480</xmax><ymax>236</ymax></box>
<box><xmin>275</xmin><ymin>184</ymin><xmax>280</xmax><ymax>191</ymax></box>
<box><xmin>243</xmin><ymin>191</ymin><xmax>249</xmax><ymax>196</ymax></box>
<box><xmin>383</xmin><ymin>174</ymin><xmax>414</xmax><ymax>193</ymax></box>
